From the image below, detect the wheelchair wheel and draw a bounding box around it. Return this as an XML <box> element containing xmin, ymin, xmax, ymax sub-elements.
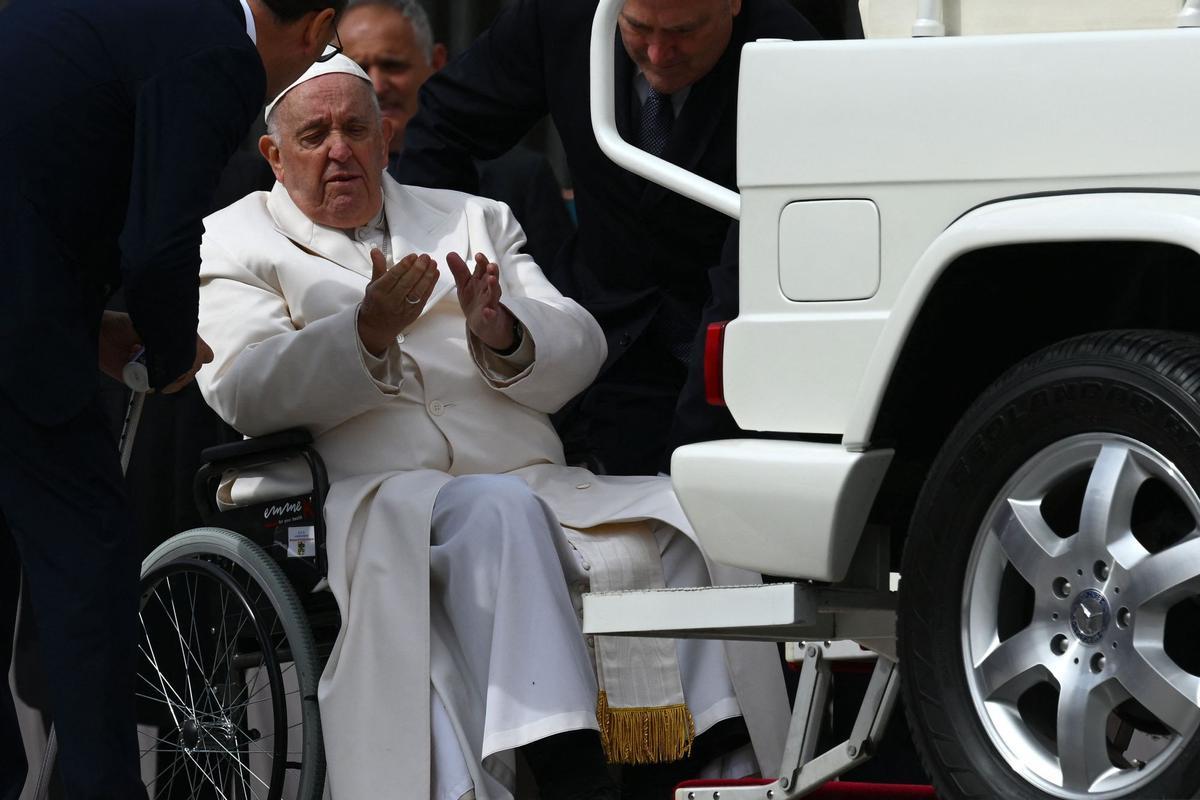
<box><xmin>136</xmin><ymin>527</ymin><xmax>325</xmax><ymax>800</ymax></box>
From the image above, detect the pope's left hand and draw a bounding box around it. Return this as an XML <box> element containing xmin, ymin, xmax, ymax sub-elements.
<box><xmin>447</xmin><ymin>251</ymin><xmax>516</xmax><ymax>351</ymax></box>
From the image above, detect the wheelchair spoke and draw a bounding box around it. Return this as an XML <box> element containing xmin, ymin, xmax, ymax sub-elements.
<box><xmin>208</xmin><ymin>730</ymin><xmax>273</xmax><ymax>795</ymax></box>
<box><xmin>183</xmin><ymin>748</ymin><xmax>233</xmax><ymax>800</ymax></box>
<box><xmin>155</xmin><ymin>751</ymin><xmax>190</xmax><ymax>799</ymax></box>
<box><xmin>204</xmin><ymin>588</ymin><xmax>255</xmax><ymax>697</ymax></box>
<box><xmin>138</xmin><ymin>620</ymin><xmax>187</xmax><ymax>729</ymax></box>
<box><xmin>163</xmin><ymin>576</ymin><xmax>199</xmax><ymax>715</ymax></box>
<box><xmin>148</xmin><ymin>587</ymin><xmax>229</xmax><ymax>734</ymax></box>
<box><xmin>154</xmin><ymin>580</ymin><xmax>225</xmax><ymax>718</ymax></box>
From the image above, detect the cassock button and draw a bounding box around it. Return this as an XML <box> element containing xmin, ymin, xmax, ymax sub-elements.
<box><xmin>428</xmin><ymin>400</ymin><xmax>445</xmax><ymax>416</ymax></box>
<box><xmin>619</xmin><ymin>333</ymin><xmax>632</xmax><ymax>347</ymax></box>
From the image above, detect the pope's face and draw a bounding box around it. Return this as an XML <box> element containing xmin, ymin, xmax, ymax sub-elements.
<box><xmin>618</xmin><ymin>0</ymin><xmax>742</xmax><ymax>96</ymax></box>
<box><xmin>262</xmin><ymin>74</ymin><xmax>393</xmax><ymax>229</ymax></box>
<box><xmin>340</xmin><ymin>5</ymin><xmax>443</xmax><ymax>153</ymax></box>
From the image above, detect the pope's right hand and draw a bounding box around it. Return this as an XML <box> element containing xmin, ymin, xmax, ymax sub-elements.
<box><xmin>357</xmin><ymin>249</ymin><xmax>440</xmax><ymax>356</ymax></box>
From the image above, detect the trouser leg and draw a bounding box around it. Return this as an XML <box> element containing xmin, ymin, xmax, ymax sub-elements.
<box><xmin>429</xmin><ymin>475</ymin><xmax>615</xmax><ymax>798</ymax></box>
<box><xmin>430</xmin><ymin>475</ymin><xmax>597</xmax><ymax>744</ymax></box>
<box><xmin>0</xmin><ymin>398</ymin><xmax>146</xmax><ymax>800</ymax></box>
<box><xmin>1</xmin><ymin>513</ymin><xmax>26</xmax><ymax>800</ymax></box>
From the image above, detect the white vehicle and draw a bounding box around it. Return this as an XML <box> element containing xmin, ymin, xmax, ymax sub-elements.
<box><xmin>583</xmin><ymin>1</ymin><xmax>1200</xmax><ymax>798</ymax></box>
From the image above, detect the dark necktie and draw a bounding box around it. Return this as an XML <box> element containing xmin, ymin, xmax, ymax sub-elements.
<box><xmin>637</xmin><ymin>88</ymin><xmax>674</xmax><ymax>157</ymax></box>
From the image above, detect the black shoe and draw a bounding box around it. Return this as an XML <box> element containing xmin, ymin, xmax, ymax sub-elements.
<box><xmin>621</xmin><ymin>717</ymin><xmax>751</xmax><ymax>800</ymax></box>
<box><xmin>522</xmin><ymin>730</ymin><xmax>620</xmax><ymax>800</ymax></box>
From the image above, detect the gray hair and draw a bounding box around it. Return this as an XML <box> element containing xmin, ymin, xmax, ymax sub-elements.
<box><xmin>345</xmin><ymin>0</ymin><xmax>436</xmax><ymax>63</ymax></box>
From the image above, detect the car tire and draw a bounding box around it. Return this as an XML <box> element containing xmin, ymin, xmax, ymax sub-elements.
<box><xmin>900</xmin><ymin>329</ymin><xmax>1200</xmax><ymax>800</ymax></box>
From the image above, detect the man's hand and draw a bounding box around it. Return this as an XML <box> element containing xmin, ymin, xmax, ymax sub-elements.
<box><xmin>99</xmin><ymin>312</ymin><xmax>212</xmax><ymax>393</ymax></box>
<box><xmin>98</xmin><ymin>311</ymin><xmax>143</xmax><ymax>383</ymax></box>
<box><xmin>162</xmin><ymin>336</ymin><xmax>214</xmax><ymax>394</ymax></box>
<box><xmin>358</xmin><ymin>249</ymin><xmax>440</xmax><ymax>356</ymax></box>
<box><xmin>446</xmin><ymin>252</ymin><xmax>515</xmax><ymax>351</ymax></box>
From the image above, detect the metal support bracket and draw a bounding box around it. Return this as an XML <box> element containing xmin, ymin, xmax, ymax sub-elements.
<box><xmin>673</xmin><ymin>656</ymin><xmax>900</xmax><ymax>800</ymax></box>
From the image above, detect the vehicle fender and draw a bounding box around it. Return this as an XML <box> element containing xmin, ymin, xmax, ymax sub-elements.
<box><xmin>844</xmin><ymin>191</ymin><xmax>1200</xmax><ymax>448</ymax></box>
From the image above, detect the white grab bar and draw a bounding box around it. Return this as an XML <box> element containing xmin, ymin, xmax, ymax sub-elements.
<box><xmin>912</xmin><ymin>0</ymin><xmax>945</xmax><ymax>36</ymax></box>
<box><xmin>588</xmin><ymin>0</ymin><xmax>741</xmax><ymax>220</ymax></box>
<box><xmin>1180</xmin><ymin>0</ymin><xmax>1200</xmax><ymax>26</ymax></box>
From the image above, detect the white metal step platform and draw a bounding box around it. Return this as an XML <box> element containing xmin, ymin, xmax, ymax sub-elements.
<box><xmin>582</xmin><ymin>581</ymin><xmax>896</xmax><ymax>651</ymax></box>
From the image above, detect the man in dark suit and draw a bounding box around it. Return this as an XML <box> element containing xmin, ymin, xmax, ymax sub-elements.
<box><xmin>341</xmin><ymin>0</ymin><xmax>575</xmax><ymax>272</ymax></box>
<box><xmin>0</xmin><ymin>1</ymin><xmax>341</xmax><ymax>796</ymax></box>
<box><xmin>395</xmin><ymin>0</ymin><xmax>818</xmax><ymax>476</ymax></box>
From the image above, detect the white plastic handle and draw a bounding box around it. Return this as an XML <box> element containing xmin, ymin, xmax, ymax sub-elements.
<box><xmin>589</xmin><ymin>0</ymin><xmax>741</xmax><ymax>220</ymax></box>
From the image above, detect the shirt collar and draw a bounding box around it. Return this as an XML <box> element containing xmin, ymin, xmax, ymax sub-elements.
<box><xmin>344</xmin><ymin>202</ymin><xmax>388</xmax><ymax>245</ymax></box>
<box><xmin>238</xmin><ymin>0</ymin><xmax>257</xmax><ymax>44</ymax></box>
<box><xmin>633</xmin><ymin>71</ymin><xmax>689</xmax><ymax>118</ymax></box>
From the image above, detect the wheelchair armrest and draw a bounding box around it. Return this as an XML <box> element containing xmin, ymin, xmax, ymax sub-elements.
<box><xmin>199</xmin><ymin>428</ymin><xmax>313</xmax><ymax>466</ymax></box>
<box><xmin>193</xmin><ymin>428</ymin><xmax>329</xmax><ymax>532</ymax></box>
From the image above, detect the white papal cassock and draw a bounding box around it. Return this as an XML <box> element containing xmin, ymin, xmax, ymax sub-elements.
<box><xmin>196</xmin><ymin>175</ymin><xmax>789</xmax><ymax>798</ymax></box>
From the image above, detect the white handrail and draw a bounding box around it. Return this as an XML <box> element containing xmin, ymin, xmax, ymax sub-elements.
<box><xmin>912</xmin><ymin>0</ymin><xmax>945</xmax><ymax>36</ymax></box>
<box><xmin>589</xmin><ymin>0</ymin><xmax>741</xmax><ymax>220</ymax></box>
<box><xmin>1179</xmin><ymin>0</ymin><xmax>1200</xmax><ymax>26</ymax></box>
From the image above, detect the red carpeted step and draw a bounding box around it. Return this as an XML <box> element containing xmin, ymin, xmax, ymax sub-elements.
<box><xmin>674</xmin><ymin>779</ymin><xmax>936</xmax><ymax>798</ymax></box>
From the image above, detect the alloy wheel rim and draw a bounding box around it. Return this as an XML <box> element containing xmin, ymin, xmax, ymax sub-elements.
<box><xmin>962</xmin><ymin>433</ymin><xmax>1200</xmax><ymax>798</ymax></box>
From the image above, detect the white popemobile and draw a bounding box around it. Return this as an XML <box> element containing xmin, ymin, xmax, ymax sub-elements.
<box><xmin>583</xmin><ymin>1</ymin><xmax>1200</xmax><ymax>798</ymax></box>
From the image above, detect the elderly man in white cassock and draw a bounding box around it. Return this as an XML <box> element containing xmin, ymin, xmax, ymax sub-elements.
<box><xmin>195</xmin><ymin>55</ymin><xmax>788</xmax><ymax>800</ymax></box>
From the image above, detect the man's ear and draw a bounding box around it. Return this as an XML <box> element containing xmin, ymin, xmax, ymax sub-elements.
<box><xmin>303</xmin><ymin>7</ymin><xmax>338</xmax><ymax>57</ymax></box>
<box><xmin>259</xmin><ymin>134</ymin><xmax>285</xmax><ymax>183</ymax></box>
<box><xmin>431</xmin><ymin>43</ymin><xmax>448</xmax><ymax>71</ymax></box>
<box><xmin>730</xmin><ymin>0</ymin><xmax>743</xmax><ymax>16</ymax></box>
<box><xmin>380</xmin><ymin>117</ymin><xmax>395</xmax><ymax>157</ymax></box>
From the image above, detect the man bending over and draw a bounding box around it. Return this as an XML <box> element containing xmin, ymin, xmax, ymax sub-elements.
<box><xmin>196</xmin><ymin>55</ymin><xmax>787</xmax><ymax>800</ymax></box>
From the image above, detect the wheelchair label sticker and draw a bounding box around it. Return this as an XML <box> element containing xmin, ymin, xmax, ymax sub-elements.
<box><xmin>288</xmin><ymin>526</ymin><xmax>316</xmax><ymax>558</ymax></box>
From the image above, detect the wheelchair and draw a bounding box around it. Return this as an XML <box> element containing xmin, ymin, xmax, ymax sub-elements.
<box><xmin>134</xmin><ymin>428</ymin><xmax>335</xmax><ymax>800</ymax></box>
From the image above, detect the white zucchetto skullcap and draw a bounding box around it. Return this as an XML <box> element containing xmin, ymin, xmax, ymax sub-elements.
<box><xmin>265</xmin><ymin>51</ymin><xmax>372</xmax><ymax>120</ymax></box>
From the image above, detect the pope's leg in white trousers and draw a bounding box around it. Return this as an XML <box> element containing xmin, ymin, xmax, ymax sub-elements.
<box><xmin>429</xmin><ymin>474</ymin><xmax>600</xmax><ymax>793</ymax></box>
<box><xmin>427</xmin><ymin>475</ymin><xmax>754</xmax><ymax>796</ymax></box>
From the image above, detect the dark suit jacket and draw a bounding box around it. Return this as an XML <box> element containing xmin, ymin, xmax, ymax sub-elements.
<box><xmin>476</xmin><ymin>146</ymin><xmax>574</xmax><ymax>275</ymax></box>
<box><xmin>0</xmin><ymin>0</ymin><xmax>265</xmax><ymax>425</ymax></box>
<box><xmin>394</xmin><ymin>0</ymin><xmax>818</xmax><ymax>377</ymax></box>
<box><xmin>390</xmin><ymin>144</ymin><xmax>574</xmax><ymax>272</ymax></box>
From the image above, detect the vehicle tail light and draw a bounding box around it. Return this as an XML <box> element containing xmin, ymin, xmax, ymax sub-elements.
<box><xmin>704</xmin><ymin>321</ymin><xmax>729</xmax><ymax>407</ymax></box>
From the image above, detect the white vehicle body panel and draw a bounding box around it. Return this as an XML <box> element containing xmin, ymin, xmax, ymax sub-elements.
<box><xmin>669</xmin><ymin>440</ymin><xmax>893</xmax><ymax>581</ymax></box>
<box><xmin>844</xmin><ymin>192</ymin><xmax>1200</xmax><ymax>446</ymax></box>
<box><xmin>728</xmin><ymin>30</ymin><xmax>1200</xmax><ymax>436</ymax></box>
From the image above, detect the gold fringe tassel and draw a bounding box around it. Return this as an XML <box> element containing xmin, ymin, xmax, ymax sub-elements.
<box><xmin>596</xmin><ymin>690</ymin><xmax>696</xmax><ymax>765</ymax></box>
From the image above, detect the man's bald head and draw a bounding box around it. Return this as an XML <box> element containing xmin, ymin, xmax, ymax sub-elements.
<box><xmin>259</xmin><ymin>72</ymin><xmax>393</xmax><ymax>229</ymax></box>
<box><xmin>619</xmin><ymin>0</ymin><xmax>742</xmax><ymax>95</ymax></box>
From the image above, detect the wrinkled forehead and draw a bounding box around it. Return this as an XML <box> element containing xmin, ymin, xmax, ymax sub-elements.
<box><xmin>277</xmin><ymin>73</ymin><xmax>379</xmax><ymax>133</ymax></box>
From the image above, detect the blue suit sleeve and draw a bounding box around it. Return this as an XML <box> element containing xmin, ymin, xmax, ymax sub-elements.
<box><xmin>119</xmin><ymin>44</ymin><xmax>265</xmax><ymax>390</ymax></box>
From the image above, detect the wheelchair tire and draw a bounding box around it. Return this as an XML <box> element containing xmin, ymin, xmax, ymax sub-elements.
<box><xmin>900</xmin><ymin>330</ymin><xmax>1200</xmax><ymax>800</ymax></box>
<box><xmin>137</xmin><ymin>527</ymin><xmax>325</xmax><ymax>800</ymax></box>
